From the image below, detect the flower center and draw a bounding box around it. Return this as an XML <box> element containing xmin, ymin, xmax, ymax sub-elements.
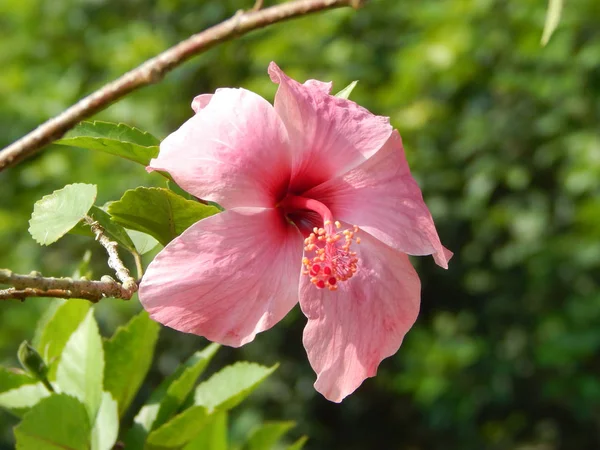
<box><xmin>279</xmin><ymin>195</ymin><xmax>360</xmax><ymax>291</ymax></box>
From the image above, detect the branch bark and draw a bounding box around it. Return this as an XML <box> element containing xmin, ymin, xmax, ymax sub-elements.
<box><xmin>0</xmin><ymin>215</ymin><xmax>138</xmax><ymax>302</ymax></box>
<box><xmin>0</xmin><ymin>0</ymin><xmax>366</xmax><ymax>171</ymax></box>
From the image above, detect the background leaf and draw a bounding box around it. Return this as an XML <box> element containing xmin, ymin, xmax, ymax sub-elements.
<box><xmin>103</xmin><ymin>311</ymin><xmax>160</xmax><ymax>417</ymax></box>
<box><xmin>55</xmin><ymin>310</ymin><xmax>104</xmax><ymax>420</ymax></box>
<box><xmin>28</xmin><ymin>183</ymin><xmax>97</xmax><ymax>245</ymax></box>
<box><xmin>91</xmin><ymin>392</ymin><xmax>119</xmax><ymax>450</ymax></box>
<box><xmin>286</xmin><ymin>437</ymin><xmax>308</xmax><ymax>450</ymax></box>
<box><xmin>54</xmin><ymin>121</ymin><xmax>160</xmax><ymax>166</ymax></box>
<box><xmin>126</xmin><ymin>229</ymin><xmax>159</xmax><ymax>255</ymax></box>
<box><xmin>14</xmin><ymin>394</ymin><xmax>91</xmax><ymax>450</ymax></box>
<box><xmin>194</xmin><ymin>363</ymin><xmax>278</xmax><ymax>413</ymax></box>
<box><xmin>107</xmin><ymin>187</ymin><xmax>219</xmax><ymax>245</ymax></box>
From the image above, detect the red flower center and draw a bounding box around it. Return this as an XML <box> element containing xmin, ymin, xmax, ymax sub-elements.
<box><xmin>279</xmin><ymin>195</ymin><xmax>360</xmax><ymax>291</ymax></box>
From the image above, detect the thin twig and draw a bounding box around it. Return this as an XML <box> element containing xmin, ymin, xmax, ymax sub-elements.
<box><xmin>0</xmin><ymin>271</ymin><xmax>132</xmax><ymax>302</ymax></box>
<box><xmin>0</xmin><ymin>0</ymin><xmax>366</xmax><ymax>171</ymax></box>
<box><xmin>83</xmin><ymin>216</ymin><xmax>138</xmax><ymax>293</ymax></box>
<box><xmin>133</xmin><ymin>252</ymin><xmax>144</xmax><ymax>280</ymax></box>
<box><xmin>252</xmin><ymin>0</ymin><xmax>265</xmax><ymax>11</ymax></box>
<box><xmin>0</xmin><ymin>216</ymin><xmax>139</xmax><ymax>302</ymax></box>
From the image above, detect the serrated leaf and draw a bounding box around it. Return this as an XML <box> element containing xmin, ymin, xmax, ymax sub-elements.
<box><xmin>55</xmin><ymin>310</ymin><xmax>104</xmax><ymax>420</ymax></box>
<box><xmin>127</xmin><ymin>229</ymin><xmax>160</xmax><ymax>255</ymax></box>
<box><xmin>103</xmin><ymin>311</ymin><xmax>160</xmax><ymax>417</ymax></box>
<box><xmin>244</xmin><ymin>421</ymin><xmax>295</xmax><ymax>450</ymax></box>
<box><xmin>71</xmin><ymin>205</ymin><xmax>137</xmax><ymax>253</ymax></box>
<box><xmin>91</xmin><ymin>392</ymin><xmax>119</xmax><ymax>450</ymax></box>
<box><xmin>107</xmin><ymin>187</ymin><xmax>220</xmax><ymax>245</ymax></box>
<box><xmin>334</xmin><ymin>80</ymin><xmax>358</xmax><ymax>100</ymax></box>
<box><xmin>286</xmin><ymin>436</ymin><xmax>308</xmax><ymax>450</ymax></box>
<box><xmin>183</xmin><ymin>412</ymin><xmax>228</xmax><ymax>450</ymax></box>
<box><xmin>29</xmin><ymin>183</ymin><xmax>97</xmax><ymax>245</ymax></box>
<box><xmin>146</xmin><ymin>405</ymin><xmax>210</xmax><ymax>449</ymax></box>
<box><xmin>0</xmin><ymin>383</ymin><xmax>51</xmax><ymax>417</ymax></box>
<box><xmin>34</xmin><ymin>299</ymin><xmax>91</xmax><ymax>380</ymax></box>
<box><xmin>194</xmin><ymin>362</ymin><xmax>278</xmax><ymax>413</ymax></box>
<box><xmin>14</xmin><ymin>394</ymin><xmax>91</xmax><ymax>450</ymax></box>
<box><xmin>54</xmin><ymin>121</ymin><xmax>160</xmax><ymax>166</ymax></box>
<box><xmin>125</xmin><ymin>343</ymin><xmax>219</xmax><ymax>449</ymax></box>
<box><xmin>541</xmin><ymin>0</ymin><xmax>563</xmax><ymax>46</ymax></box>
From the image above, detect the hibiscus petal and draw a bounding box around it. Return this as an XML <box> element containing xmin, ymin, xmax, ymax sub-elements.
<box><xmin>268</xmin><ymin>62</ymin><xmax>392</xmax><ymax>193</ymax></box>
<box><xmin>149</xmin><ymin>88</ymin><xmax>291</xmax><ymax>209</ymax></box>
<box><xmin>139</xmin><ymin>207</ymin><xmax>303</xmax><ymax>347</ymax></box>
<box><xmin>299</xmin><ymin>230</ymin><xmax>420</xmax><ymax>402</ymax></box>
<box><xmin>191</xmin><ymin>94</ymin><xmax>213</xmax><ymax>113</ymax></box>
<box><xmin>304</xmin><ymin>130</ymin><xmax>451</xmax><ymax>268</ymax></box>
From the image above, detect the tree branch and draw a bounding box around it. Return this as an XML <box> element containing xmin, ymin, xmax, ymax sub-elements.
<box><xmin>0</xmin><ymin>0</ymin><xmax>366</xmax><ymax>171</ymax></box>
<box><xmin>0</xmin><ymin>215</ymin><xmax>138</xmax><ymax>302</ymax></box>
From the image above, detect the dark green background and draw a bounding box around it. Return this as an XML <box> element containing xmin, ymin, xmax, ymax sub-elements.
<box><xmin>1</xmin><ymin>0</ymin><xmax>600</xmax><ymax>448</ymax></box>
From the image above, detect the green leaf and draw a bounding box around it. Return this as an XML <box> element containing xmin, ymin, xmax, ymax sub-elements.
<box><xmin>146</xmin><ymin>406</ymin><xmax>210</xmax><ymax>449</ymax></box>
<box><xmin>103</xmin><ymin>311</ymin><xmax>160</xmax><ymax>417</ymax></box>
<box><xmin>34</xmin><ymin>299</ymin><xmax>91</xmax><ymax>380</ymax></box>
<box><xmin>108</xmin><ymin>187</ymin><xmax>220</xmax><ymax>245</ymax></box>
<box><xmin>91</xmin><ymin>392</ymin><xmax>119</xmax><ymax>450</ymax></box>
<box><xmin>243</xmin><ymin>421</ymin><xmax>295</xmax><ymax>450</ymax></box>
<box><xmin>541</xmin><ymin>0</ymin><xmax>563</xmax><ymax>46</ymax></box>
<box><xmin>14</xmin><ymin>394</ymin><xmax>91</xmax><ymax>450</ymax></box>
<box><xmin>125</xmin><ymin>344</ymin><xmax>219</xmax><ymax>449</ymax></box>
<box><xmin>71</xmin><ymin>205</ymin><xmax>137</xmax><ymax>253</ymax></box>
<box><xmin>286</xmin><ymin>436</ymin><xmax>308</xmax><ymax>450</ymax></box>
<box><xmin>127</xmin><ymin>229</ymin><xmax>160</xmax><ymax>255</ymax></box>
<box><xmin>55</xmin><ymin>310</ymin><xmax>104</xmax><ymax>420</ymax></box>
<box><xmin>0</xmin><ymin>367</ymin><xmax>36</xmax><ymax>393</ymax></box>
<box><xmin>0</xmin><ymin>383</ymin><xmax>51</xmax><ymax>417</ymax></box>
<box><xmin>334</xmin><ymin>80</ymin><xmax>358</xmax><ymax>100</ymax></box>
<box><xmin>183</xmin><ymin>412</ymin><xmax>228</xmax><ymax>450</ymax></box>
<box><xmin>29</xmin><ymin>183</ymin><xmax>97</xmax><ymax>245</ymax></box>
<box><xmin>54</xmin><ymin>121</ymin><xmax>160</xmax><ymax>166</ymax></box>
<box><xmin>194</xmin><ymin>362</ymin><xmax>278</xmax><ymax>413</ymax></box>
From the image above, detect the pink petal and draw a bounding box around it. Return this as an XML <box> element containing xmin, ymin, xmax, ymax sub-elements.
<box><xmin>299</xmin><ymin>230</ymin><xmax>421</xmax><ymax>402</ymax></box>
<box><xmin>268</xmin><ymin>62</ymin><xmax>392</xmax><ymax>193</ymax></box>
<box><xmin>149</xmin><ymin>88</ymin><xmax>291</xmax><ymax>209</ymax></box>
<box><xmin>191</xmin><ymin>94</ymin><xmax>213</xmax><ymax>113</ymax></box>
<box><xmin>304</xmin><ymin>130</ymin><xmax>451</xmax><ymax>268</ymax></box>
<box><xmin>139</xmin><ymin>207</ymin><xmax>303</xmax><ymax>347</ymax></box>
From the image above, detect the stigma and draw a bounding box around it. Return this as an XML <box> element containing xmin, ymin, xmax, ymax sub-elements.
<box><xmin>302</xmin><ymin>220</ymin><xmax>360</xmax><ymax>291</ymax></box>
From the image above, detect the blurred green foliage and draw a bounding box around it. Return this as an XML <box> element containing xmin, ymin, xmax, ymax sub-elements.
<box><xmin>1</xmin><ymin>0</ymin><xmax>600</xmax><ymax>448</ymax></box>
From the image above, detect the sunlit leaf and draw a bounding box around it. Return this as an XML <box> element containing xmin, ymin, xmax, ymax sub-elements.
<box><xmin>183</xmin><ymin>412</ymin><xmax>228</xmax><ymax>450</ymax></box>
<box><xmin>194</xmin><ymin>362</ymin><xmax>278</xmax><ymax>413</ymax></box>
<box><xmin>541</xmin><ymin>0</ymin><xmax>563</xmax><ymax>46</ymax></box>
<box><xmin>91</xmin><ymin>392</ymin><xmax>119</xmax><ymax>450</ymax></box>
<box><xmin>54</xmin><ymin>120</ymin><xmax>160</xmax><ymax>166</ymax></box>
<box><xmin>126</xmin><ymin>229</ymin><xmax>159</xmax><ymax>255</ymax></box>
<box><xmin>243</xmin><ymin>421</ymin><xmax>295</xmax><ymax>450</ymax></box>
<box><xmin>334</xmin><ymin>80</ymin><xmax>358</xmax><ymax>99</ymax></box>
<box><xmin>125</xmin><ymin>343</ymin><xmax>219</xmax><ymax>449</ymax></box>
<box><xmin>55</xmin><ymin>310</ymin><xmax>104</xmax><ymax>420</ymax></box>
<box><xmin>103</xmin><ymin>311</ymin><xmax>160</xmax><ymax>417</ymax></box>
<box><xmin>0</xmin><ymin>383</ymin><xmax>51</xmax><ymax>418</ymax></box>
<box><xmin>33</xmin><ymin>299</ymin><xmax>91</xmax><ymax>380</ymax></box>
<box><xmin>146</xmin><ymin>406</ymin><xmax>210</xmax><ymax>449</ymax></box>
<box><xmin>29</xmin><ymin>183</ymin><xmax>97</xmax><ymax>245</ymax></box>
<box><xmin>14</xmin><ymin>394</ymin><xmax>91</xmax><ymax>450</ymax></box>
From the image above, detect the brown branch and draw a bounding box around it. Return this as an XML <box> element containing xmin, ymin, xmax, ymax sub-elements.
<box><xmin>0</xmin><ymin>0</ymin><xmax>367</xmax><ymax>171</ymax></box>
<box><xmin>0</xmin><ymin>215</ymin><xmax>138</xmax><ymax>302</ymax></box>
<box><xmin>0</xmin><ymin>270</ymin><xmax>133</xmax><ymax>302</ymax></box>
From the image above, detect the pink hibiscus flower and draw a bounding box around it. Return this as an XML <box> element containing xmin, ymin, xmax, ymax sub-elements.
<box><xmin>139</xmin><ymin>62</ymin><xmax>451</xmax><ymax>402</ymax></box>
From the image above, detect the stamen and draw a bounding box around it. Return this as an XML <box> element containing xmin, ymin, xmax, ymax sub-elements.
<box><xmin>302</xmin><ymin>222</ymin><xmax>360</xmax><ymax>291</ymax></box>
